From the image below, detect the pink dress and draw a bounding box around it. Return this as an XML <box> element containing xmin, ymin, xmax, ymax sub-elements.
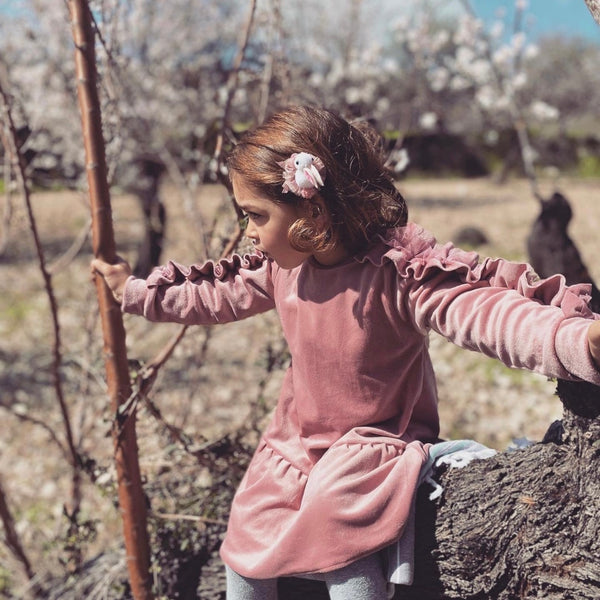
<box><xmin>122</xmin><ymin>223</ymin><xmax>600</xmax><ymax>579</ymax></box>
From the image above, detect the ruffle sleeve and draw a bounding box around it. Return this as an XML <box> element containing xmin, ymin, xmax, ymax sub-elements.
<box><xmin>122</xmin><ymin>251</ymin><xmax>276</xmax><ymax>325</ymax></box>
<box><xmin>363</xmin><ymin>223</ymin><xmax>600</xmax><ymax>384</ymax></box>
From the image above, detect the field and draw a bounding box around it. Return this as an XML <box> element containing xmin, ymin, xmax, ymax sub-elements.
<box><xmin>1</xmin><ymin>175</ymin><xmax>599</xmax><ymax>596</ymax></box>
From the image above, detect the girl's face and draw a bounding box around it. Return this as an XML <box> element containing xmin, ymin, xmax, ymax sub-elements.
<box><xmin>232</xmin><ymin>174</ymin><xmax>311</xmax><ymax>269</ymax></box>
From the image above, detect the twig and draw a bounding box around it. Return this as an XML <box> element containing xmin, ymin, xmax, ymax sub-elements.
<box><xmin>213</xmin><ymin>0</ymin><xmax>258</xmax><ymax>168</ymax></box>
<box><xmin>0</xmin><ymin>474</ymin><xmax>44</xmax><ymax>596</ymax></box>
<box><xmin>0</xmin><ymin>398</ymin><xmax>68</xmax><ymax>459</ymax></box>
<box><xmin>270</xmin><ymin>0</ymin><xmax>291</xmax><ymax>107</ymax></box>
<box><xmin>151</xmin><ymin>512</ymin><xmax>227</xmax><ymax>526</ymax></box>
<box><xmin>47</xmin><ymin>217</ymin><xmax>92</xmax><ymax>274</ymax></box>
<box><xmin>0</xmin><ymin>120</ymin><xmax>13</xmax><ymax>256</ymax></box>
<box><xmin>0</xmin><ymin>79</ymin><xmax>83</xmax><ymax>521</ymax></box>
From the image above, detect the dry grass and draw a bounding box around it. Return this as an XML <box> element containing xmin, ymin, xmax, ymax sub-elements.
<box><xmin>1</xmin><ymin>175</ymin><xmax>599</xmax><ymax>595</ymax></box>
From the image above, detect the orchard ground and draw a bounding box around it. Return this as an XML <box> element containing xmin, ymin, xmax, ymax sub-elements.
<box><xmin>1</xmin><ymin>175</ymin><xmax>599</xmax><ymax>594</ymax></box>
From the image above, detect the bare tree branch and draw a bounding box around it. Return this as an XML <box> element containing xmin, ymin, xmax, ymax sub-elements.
<box><xmin>213</xmin><ymin>0</ymin><xmax>258</xmax><ymax>168</ymax></box>
<box><xmin>47</xmin><ymin>217</ymin><xmax>92</xmax><ymax>274</ymax></box>
<box><xmin>67</xmin><ymin>1</ymin><xmax>153</xmax><ymax>597</ymax></box>
<box><xmin>0</xmin><ymin>120</ymin><xmax>13</xmax><ymax>256</ymax></box>
<box><xmin>0</xmin><ymin>398</ymin><xmax>68</xmax><ymax>458</ymax></box>
<box><xmin>0</xmin><ymin>79</ymin><xmax>83</xmax><ymax>526</ymax></box>
<box><xmin>0</xmin><ymin>476</ymin><xmax>34</xmax><ymax>583</ymax></box>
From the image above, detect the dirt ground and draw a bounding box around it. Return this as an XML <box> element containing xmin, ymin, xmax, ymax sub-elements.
<box><xmin>1</xmin><ymin>175</ymin><xmax>599</xmax><ymax>596</ymax></box>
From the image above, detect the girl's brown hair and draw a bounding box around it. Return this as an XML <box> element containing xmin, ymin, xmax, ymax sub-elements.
<box><xmin>227</xmin><ymin>105</ymin><xmax>407</xmax><ymax>255</ymax></box>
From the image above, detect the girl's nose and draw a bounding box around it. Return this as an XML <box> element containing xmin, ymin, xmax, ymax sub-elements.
<box><xmin>245</xmin><ymin>221</ymin><xmax>258</xmax><ymax>241</ymax></box>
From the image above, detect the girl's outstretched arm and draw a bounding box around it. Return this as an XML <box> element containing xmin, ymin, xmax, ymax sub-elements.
<box><xmin>401</xmin><ymin>257</ymin><xmax>600</xmax><ymax>385</ymax></box>
<box><xmin>108</xmin><ymin>254</ymin><xmax>276</xmax><ymax>325</ymax></box>
<box><xmin>91</xmin><ymin>257</ymin><xmax>132</xmax><ymax>303</ymax></box>
<box><xmin>589</xmin><ymin>320</ymin><xmax>600</xmax><ymax>368</ymax></box>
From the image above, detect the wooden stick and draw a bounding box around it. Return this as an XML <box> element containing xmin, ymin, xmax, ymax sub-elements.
<box><xmin>67</xmin><ymin>2</ymin><xmax>153</xmax><ymax>598</ymax></box>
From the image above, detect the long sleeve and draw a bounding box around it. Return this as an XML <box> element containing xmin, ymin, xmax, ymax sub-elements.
<box><xmin>121</xmin><ymin>252</ymin><xmax>276</xmax><ymax>325</ymax></box>
<box><xmin>403</xmin><ymin>258</ymin><xmax>600</xmax><ymax>384</ymax></box>
<box><xmin>369</xmin><ymin>223</ymin><xmax>600</xmax><ymax>385</ymax></box>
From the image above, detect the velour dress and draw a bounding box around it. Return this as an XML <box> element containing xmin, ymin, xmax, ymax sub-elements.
<box><xmin>121</xmin><ymin>223</ymin><xmax>600</xmax><ymax>579</ymax></box>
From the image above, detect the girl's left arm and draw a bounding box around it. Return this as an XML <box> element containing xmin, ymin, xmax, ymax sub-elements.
<box><xmin>403</xmin><ymin>259</ymin><xmax>600</xmax><ymax>385</ymax></box>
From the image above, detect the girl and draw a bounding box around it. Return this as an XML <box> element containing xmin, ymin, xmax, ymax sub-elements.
<box><xmin>93</xmin><ymin>105</ymin><xmax>600</xmax><ymax>600</ymax></box>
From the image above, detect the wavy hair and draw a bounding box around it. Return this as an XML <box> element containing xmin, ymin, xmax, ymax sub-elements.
<box><xmin>226</xmin><ymin>105</ymin><xmax>407</xmax><ymax>255</ymax></box>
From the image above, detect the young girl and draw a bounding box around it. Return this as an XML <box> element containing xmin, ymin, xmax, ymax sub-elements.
<box><xmin>93</xmin><ymin>105</ymin><xmax>600</xmax><ymax>600</ymax></box>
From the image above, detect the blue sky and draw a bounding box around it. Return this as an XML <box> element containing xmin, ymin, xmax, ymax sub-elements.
<box><xmin>1</xmin><ymin>0</ymin><xmax>598</xmax><ymax>44</ymax></box>
<box><xmin>470</xmin><ymin>0</ymin><xmax>599</xmax><ymax>43</ymax></box>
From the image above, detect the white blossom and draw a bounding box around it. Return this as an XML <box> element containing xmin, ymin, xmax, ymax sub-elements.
<box><xmin>419</xmin><ymin>112</ymin><xmax>437</xmax><ymax>130</ymax></box>
<box><xmin>375</xmin><ymin>97</ymin><xmax>390</xmax><ymax>113</ymax></box>
<box><xmin>449</xmin><ymin>75</ymin><xmax>471</xmax><ymax>91</ymax></box>
<box><xmin>345</xmin><ymin>87</ymin><xmax>363</xmax><ymax>105</ymax></box>
<box><xmin>512</xmin><ymin>72</ymin><xmax>528</xmax><ymax>90</ymax></box>
<box><xmin>490</xmin><ymin>21</ymin><xmax>504</xmax><ymax>40</ymax></box>
<box><xmin>428</xmin><ymin>66</ymin><xmax>450</xmax><ymax>92</ymax></box>
<box><xmin>529</xmin><ymin>100</ymin><xmax>560</xmax><ymax>121</ymax></box>
<box><xmin>391</xmin><ymin>148</ymin><xmax>410</xmax><ymax>174</ymax></box>
<box><xmin>523</xmin><ymin>44</ymin><xmax>539</xmax><ymax>60</ymax></box>
<box><xmin>492</xmin><ymin>45</ymin><xmax>514</xmax><ymax>67</ymax></box>
<box><xmin>511</xmin><ymin>32</ymin><xmax>526</xmax><ymax>52</ymax></box>
<box><xmin>476</xmin><ymin>85</ymin><xmax>497</xmax><ymax>110</ymax></box>
<box><xmin>485</xmin><ymin>130</ymin><xmax>500</xmax><ymax>145</ymax></box>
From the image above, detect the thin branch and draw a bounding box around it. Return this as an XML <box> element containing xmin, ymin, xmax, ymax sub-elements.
<box><xmin>0</xmin><ymin>79</ymin><xmax>83</xmax><ymax>521</ymax></box>
<box><xmin>270</xmin><ymin>0</ymin><xmax>291</xmax><ymax>107</ymax></box>
<box><xmin>151</xmin><ymin>512</ymin><xmax>227</xmax><ymax>526</ymax></box>
<box><xmin>47</xmin><ymin>217</ymin><xmax>92</xmax><ymax>274</ymax></box>
<box><xmin>0</xmin><ymin>475</ymin><xmax>44</xmax><ymax>596</ymax></box>
<box><xmin>0</xmin><ymin>120</ymin><xmax>13</xmax><ymax>256</ymax></box>
<box><xmin>213</xmin><ymin>0</ymin><xmax>258</xmax><ymax>167</ymax></box>
<box><xmin>0</xmin><ymin>399</ymin><xmax>68</xmax><ymax>459</ymax></box>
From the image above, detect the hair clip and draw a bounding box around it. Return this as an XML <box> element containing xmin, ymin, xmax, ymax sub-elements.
<box><xmin>278</xmin><ymin>152</ymin><xmax>326</xmax><ymax>199</ymax></box>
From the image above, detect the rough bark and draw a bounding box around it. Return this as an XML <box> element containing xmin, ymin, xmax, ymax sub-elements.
<box><xmin>401</xmin><ymin>392</ymin><xmax>600</xmax><ymax>599</ymax></box>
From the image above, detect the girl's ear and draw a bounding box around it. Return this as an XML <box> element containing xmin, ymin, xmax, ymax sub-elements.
<box><xmin>302</xmin><ymin>196</ymin><xmax>327</xmax><ymax>225</ymax></box>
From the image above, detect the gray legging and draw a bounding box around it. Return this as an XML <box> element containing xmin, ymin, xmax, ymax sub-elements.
<box><xmin>226</xmin><ymin>552</ymin><xmax>390</xmax><ymax>600</ymax></box>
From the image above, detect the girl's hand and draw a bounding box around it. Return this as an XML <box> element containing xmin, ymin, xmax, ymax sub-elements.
<box><xmin>589</xmin><ymin>320</ymin><xmax>600</xmax><ymax>369</ymax></box>
<box><xmin>91</xmin><ymin>256</ymin><xmax>132</xmax><ymax>303</ymax></box>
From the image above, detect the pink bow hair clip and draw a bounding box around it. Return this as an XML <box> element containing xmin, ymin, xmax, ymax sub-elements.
<box><xmin>278</xmin><ymin>152</ymin><xmax>326</xmax><ymax>199</ymax></box>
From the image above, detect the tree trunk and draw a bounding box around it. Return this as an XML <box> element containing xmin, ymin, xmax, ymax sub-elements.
<box><xmin>68</xmin><ymin>2</ymin><xmax>153</xmax><ymax>598</ymax></box>
<box><xmin>130</xmin><ymin>157</ymin><xmax>167</xmax><ymax>278</ymax></box>
<box><xmin>401</xmin><ymin>386</ymin><xmax>600</xmax><ymax>599</ymax></box>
